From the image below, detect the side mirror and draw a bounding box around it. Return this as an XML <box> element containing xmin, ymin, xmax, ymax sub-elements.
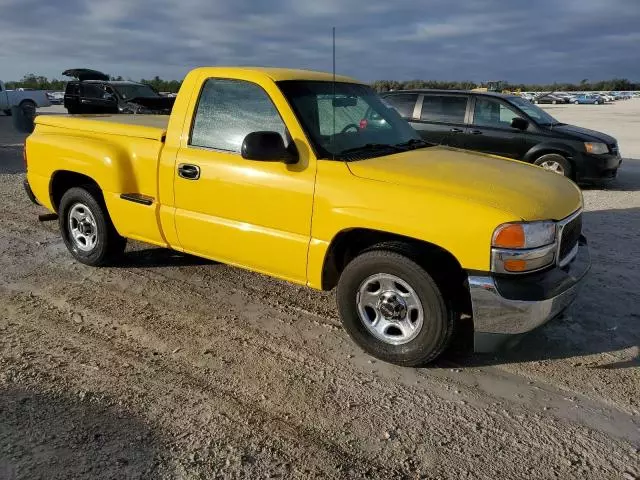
<box><xmin>511</xmin><ymin>117</ymin><xmax>529</xmax><ymax>130</ymax></box>
<box><xmin>241</xmin><ymin>131</ymin><xmax>298</xmax><ymax>164</ymax></box>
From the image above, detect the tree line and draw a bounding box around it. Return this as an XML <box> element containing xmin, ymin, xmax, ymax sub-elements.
<box><xmin>5</xmin><ymin>73</ymin><xmax>639</xmax><ymax>93</ymax></box>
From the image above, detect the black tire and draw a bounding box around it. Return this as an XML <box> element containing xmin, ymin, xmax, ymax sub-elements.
<box><xmin>336</xmin><ymin>250</ymin><xmax>454</xmax><ymax>366</ymax></box>
<box><xmin>58</xmin><ymin>187</ymin><xmax>126</xmax><ymax>266</ymax></box>
<box><xmin>19</xmin><ymin>100</ymin><xmax>37</xmax><ymax>119</ymax></box>
<box><xmin>3</xmin><ymin>109</ymin><xmax>12</xmax><ymax>116</ymax></box>
<box><xmin>534</xmin><ymin>153</ymin><xmax>573</xmax><ymax>178</ymax></box>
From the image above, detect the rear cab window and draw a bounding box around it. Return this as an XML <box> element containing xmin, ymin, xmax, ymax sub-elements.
<box><xmin>190</xmin><ymin>78</ymin><xmax>287</xmax><ymax>153</ymax></box>
<box><xmin>420</xmin><ymin>95</ymin><xmax>469</xmax><ymax>124</ymax></box>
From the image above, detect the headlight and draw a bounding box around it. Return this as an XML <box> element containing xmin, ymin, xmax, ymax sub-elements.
<box><xmin>584</xmin><ymin>142</ymin><xmax>608</xmax><ymax>155</ymax></box>
<box><xmin>491</xmin><ymin>221</ymin><xmax>557</xmax><ymax>274</ymax></box>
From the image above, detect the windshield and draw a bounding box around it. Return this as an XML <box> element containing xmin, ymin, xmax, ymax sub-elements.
<box><xmin>113</xmin><ymin>84</ymin><xmax>159</xmax><ymax>100</ymax></box>
<box><xmin>277</xmin><ymin>81</ymin><xmax>426</xmax><ymax>160</ymax></box>
<box><xmin>509</xmin><ymin>97</ymin><xmax>560</xmax><ymax>125</ymax></box>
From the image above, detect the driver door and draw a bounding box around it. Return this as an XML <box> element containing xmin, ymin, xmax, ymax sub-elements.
<box><xmin>172</xmin><ymin>78</ymin><xmax>316</xmax><ymax>284</ymax></box>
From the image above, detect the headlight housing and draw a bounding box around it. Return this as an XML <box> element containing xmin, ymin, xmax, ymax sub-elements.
<box><xmin>584</xmin><ymin>142</ymin><xmax>608</xmax><ymax>155</ymax></box>
<box><xmin>491</xmin><ymin>221</ymin><xmax>557</xmax><ymax>274</ymax></box>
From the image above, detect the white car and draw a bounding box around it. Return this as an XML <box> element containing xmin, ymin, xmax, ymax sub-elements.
<box><xmin>0</xmin><ymin>80</ymin><xmax>51</xmax><ymax>116</ymax></box>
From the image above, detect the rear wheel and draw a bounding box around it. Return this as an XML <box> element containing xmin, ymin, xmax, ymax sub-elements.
<box><xmin>336</xmin><ymin>250</ymin><xmax>454</xmax><ymax>366</ymax></box>
<box><xmin>3</xmin><ymin>109</ymin><xmax>12</xmax><ymax>116</ymax></box>
<box><xmin>58</xmin><ymin>187</ymin><xmax>126</xmax><ymax>266</ymax></box>
<box><xmin>552</xmin><ymin>100</ymin><xmax>557</xmax><ymax>104</ymax></box>
<box><xmin>534</xmin><ymin>153</ymin><xmax>572</xmax><ymax>178</ymax></box>
<box><xmin>574</xmin><ymin>100</ymin><xmax>579</xmax><ymax>105</ymax></box>
<box><xmin>19</xmin><ymin>100</ymin><xmax>36</xmax><ymax>119</ymax></box>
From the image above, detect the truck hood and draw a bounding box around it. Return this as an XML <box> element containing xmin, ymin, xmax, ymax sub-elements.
<box><xmin>346</xmin><ymin>147</ymin><xmax>582</xmax><ymax>221</ymax></box>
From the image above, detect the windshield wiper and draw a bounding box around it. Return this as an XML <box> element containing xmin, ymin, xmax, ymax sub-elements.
<box><xmin>395</xmin><ymin>138</ymin><xmax>431</xmax><ymax>150</ymax></box>
<box><xmin>339</xmin><ymin>143</ymin><xmax>404</xmax><ymax>155</ymax></box>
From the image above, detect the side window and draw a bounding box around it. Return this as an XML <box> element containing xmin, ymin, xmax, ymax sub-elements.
<box><xmin>420</xmin><ymin>95</ymin><xmax>468</xmax><ymax>124</ymax></box>
<box><xmin>82</xmin><ymin>84</ymin><xmax>104</xmax><ymax>99</ymax></box>
<box><xmin>190</xmin><ymin>79</ymin><xmax>286</xmax><ymax>152</ymax></box>
<box><xmin>473</xmin><ymin>98</ymin><xmax>520</xmax><ymax>128</ymax></box>
<box><xmin>382</xmin><ymin>94</ymin><xmax>417</xmax><ymax>118</ymax></box>
<box><xmin>317</xmin><ymin>95</ymin><xmax>369</xmax><ymax>136</ymax></box>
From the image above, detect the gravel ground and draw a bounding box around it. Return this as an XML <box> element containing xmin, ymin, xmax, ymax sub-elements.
<box><xmin>0</xmin><ymin>104</ymin><xmax>638</xmax><ymax>479</ymax></box>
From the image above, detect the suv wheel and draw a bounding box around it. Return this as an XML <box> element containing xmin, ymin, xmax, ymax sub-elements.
<box><xmin>534</xmin><ymin>153</ymin><xmax>572</xmax><ymax>178</ymax></box>
<box><xmin>58</xmin><ymin>187</ymin><xmax>126</xmax><ymax>266</ymax></box>
<box><xmin>336</xmin><ymin>250</ymin><xmax>454</xmax><ymax>366</ymax></box>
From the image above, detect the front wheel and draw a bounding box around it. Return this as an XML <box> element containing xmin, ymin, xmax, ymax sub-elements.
<box><xmin>58</xmin><ymin>187</ymin><xmax>126</xmax><ymax>266</ymax></box>
<box><xmin>336</xmin><ymin>250</ymin><xmax>454</xmax><ymax>366</ymax></box>
<box><xmin>3</xmin><ymin>109</ymin><xmax>12</xmax><ymax>116</ymax></box>
<box><xmin>534</xmin><ymin>153</ymin><xmax>572</xmax><ymax>178</ymax></box>
<box><xmin>574</xmin><ymin>100</ymin><xmax>579</xmax><ymax>104</ymax></box>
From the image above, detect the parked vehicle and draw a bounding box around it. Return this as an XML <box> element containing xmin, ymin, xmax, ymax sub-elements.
<box><xmin>0</xmin><ymin>80</ymin><xmax>51</xmax><ymax>116</ymax></box>
<box><xmin>46</xmin><ymin>91</ymin><xmax>65</xmax><ymax>105</ymax></box>
<box><xmin>63</xmin><ymin>69</ymin><xmax>174</xmax><ymax>115</ymax></box>
<box><xmin>23</xmin><ymin>67</ymin><xmax>590</xmax><ymax>366</ymax></box>
<box><xmin>572</xmin><ymin>94</ymin><xmax>603</xmax><ymax>105</ymax></box>
<box><xmin>382</xmin><ymin>89</ymin><xmax>621</xmax><ymax>182</ymax></box>
<box><xmin>533</xmin><ymin>94</ymin><xmax>567</xmax><ymax>105</ymax></box>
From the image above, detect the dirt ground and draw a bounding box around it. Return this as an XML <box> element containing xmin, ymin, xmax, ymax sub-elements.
<box><xmin>0</xmin><ymin>104</ymin><xmax>639</xmax><ymax>479</ymax></box>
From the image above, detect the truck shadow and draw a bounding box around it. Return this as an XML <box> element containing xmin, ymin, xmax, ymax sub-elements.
<box><xmin>446</xmin><ymin>206</ymin><xmax>640</xmax><ymax>369</ymax></box>
<box><xmin>0</xmin><ymin>387</ymin><xmax>171</xmax><ymax>479</ymax></box>
<box><xmin>115</xmin><ymin>246</ymin><xmax>216</xmax><ymax>268</ymax></box>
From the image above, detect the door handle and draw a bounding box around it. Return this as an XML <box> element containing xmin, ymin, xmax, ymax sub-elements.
<box><xmin>178</xmin><ymin>163</ymin><xmax>201</xmax><ymax>180</ymax></box>
<box><xmin>470</xmin><ymin>129</ymin><xmax>483</xmax><ymax>135</ymax></box>
<box><xmin>80</xmin><ymin>99</ymin><xmax>89</xmax><ymax>104</ymax></box>
<box><xmin>450</xmin><ymin>128</ymin><xmax>463</xmax><ymax>133</ymax></box>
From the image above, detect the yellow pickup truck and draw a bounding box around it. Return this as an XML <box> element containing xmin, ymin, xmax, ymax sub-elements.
<box><xmin>24</xmin><ymin>67</ymin><xmax>590</xmax><ymax>366</ymax></box>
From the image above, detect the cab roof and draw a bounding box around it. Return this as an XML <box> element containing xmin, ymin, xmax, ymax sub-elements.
<box><xmin>189</xmin><ymin>66</ymin><xmax>361</xmax><ymax>84</ymax></box>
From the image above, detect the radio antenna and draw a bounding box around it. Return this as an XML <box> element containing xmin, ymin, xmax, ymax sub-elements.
<box><xmin>332</xmin><ymin>26</ymin><xmax>336</xmax><ymax>161</ymax></box>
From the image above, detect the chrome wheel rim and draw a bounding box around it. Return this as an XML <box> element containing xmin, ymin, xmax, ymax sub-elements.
<box><xmin>540</xmin><ymin>160</ymin><xmax>565</xmax><ymax>175</ymax></box>
<box><xmin>69</xmin><ymin>203</ymin><xmax>98</xmax><ymax>252</ymax></box>
<box><xmin>356</xmin><ymin>273</ymin><xmax>424</xmax><ymax>345</ymax></box>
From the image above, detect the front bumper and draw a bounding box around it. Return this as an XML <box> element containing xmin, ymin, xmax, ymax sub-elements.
<box><xmin>577</xmin><ymin>153</ymin><xmax>622</xmax><ymax>181</ymax></box>
<box><xmin>469</xmin><ymin>237</ymin><xmax>590</xmax><ymax>352</ymax></box>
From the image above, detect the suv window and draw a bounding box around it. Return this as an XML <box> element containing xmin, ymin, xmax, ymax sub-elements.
<box><xmin>473</xmin><ymin>97</ymin><xmax>521</xmax><ymax>128</ymax></box>
<box><xmin>82</xmin><ymin>83</ymin><xmax>105</xmax><ymax>99</ymax></box>
<box><xmin>420</xmin><ymin>95</ymin><xmax>468</xmax><ymax>124</ymax></box>
<box><xmin>383</xmin><ymin>93</ymin><xmax>418</xmax><ymax>118</ymax></box>
<box><xmin>190</xmin><ymin>79</ymin><xmax>286</xmax><ymax>153</ymax></box>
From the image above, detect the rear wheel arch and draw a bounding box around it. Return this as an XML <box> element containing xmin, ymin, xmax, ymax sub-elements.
<box><xmin>50</xmin><ymin>170</ymin><xmax>103</xmax><ymax>213</ymax></box>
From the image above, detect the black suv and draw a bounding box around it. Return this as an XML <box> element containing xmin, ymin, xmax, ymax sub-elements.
<box><xmin>63</xmin><ymin>69</ymin><xmax>174</xmax><ymax>115</ymax></box>
<box><xmin>381</xmin><ymin>90</ymin><xmax>621</xmax><ymax>182</ymax></box>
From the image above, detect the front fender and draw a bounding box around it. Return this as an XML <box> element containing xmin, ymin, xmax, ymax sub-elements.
<box><xmin>306</xmin><ymin>162</ymin><xmax>518</xmax><ymax>289</ymax></box>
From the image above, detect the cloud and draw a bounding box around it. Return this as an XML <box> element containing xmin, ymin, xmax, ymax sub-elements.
<box><xmin>0</xmin><ymin>0</ymin><xmax>638</xmax><ymax>83</ymax></box>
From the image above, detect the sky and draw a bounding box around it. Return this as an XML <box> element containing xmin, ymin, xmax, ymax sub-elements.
<box><xmin>1</xmin><ymin>0</ymin><xmax>639</xmax><ymax>83</ymax></box>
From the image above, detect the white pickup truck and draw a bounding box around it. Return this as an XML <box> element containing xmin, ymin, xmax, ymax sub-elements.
<box><xmin>0</xmin><ymin>81</ymin><xmax>51</xmax><ymax>116</ymax></box>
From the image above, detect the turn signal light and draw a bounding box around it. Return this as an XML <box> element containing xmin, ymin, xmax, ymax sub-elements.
<box><xmin>492</xmin><ymin>224</ymin><xmax>525</xmax><ymax>248</ymax></box>
<box><xmin>503</xmin><ymin>259</ymin><xmax>527</xmax><ymax>272</ymax></box>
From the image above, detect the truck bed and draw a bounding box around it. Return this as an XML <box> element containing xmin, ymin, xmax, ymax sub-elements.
<box><xmin>35</xmin><ymin>114</ymin><xmax>169</xmax><ymax>141</ymax></box>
